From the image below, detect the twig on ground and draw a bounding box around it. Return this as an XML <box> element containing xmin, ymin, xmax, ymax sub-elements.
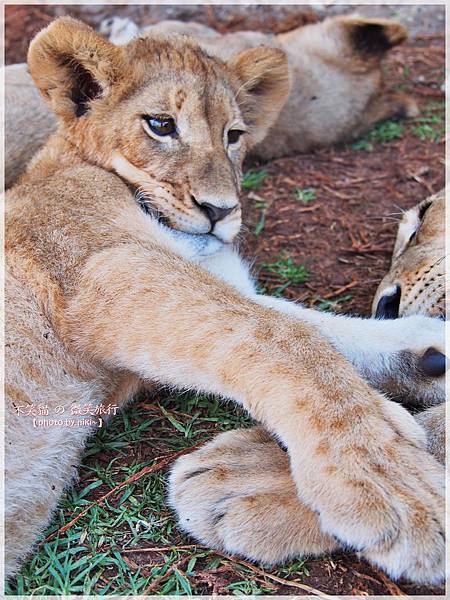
<box><xmin>122</xmin><ymin>544</ymin><xmax>200</xmax><ymax>554</ymax></box>
<box><xmin>215</xmin><ymin>551</ymin><xmax>335</xmax><ymax>599</ymax></box>
<box><xmin>372</xmin><ymin>567</ymin><xmax>409</xmax><ymax>597</ymax></box>
<box><xmin>321</xmin><ymin>281</ymin><xmax>358</xmax><ymax>299</ymax></box>
<box><xmin>39</xmin><ymin>444</ymin><xmax>203</xmax><ymax>545</ymax></box>
<box><xmin>143</xmin><ymin>557</ymin><xmax>189</xmax><ymax>594</ymax></box>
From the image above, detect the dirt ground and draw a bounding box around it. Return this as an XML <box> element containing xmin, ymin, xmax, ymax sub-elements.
<box><xmin>5</xmin><ymin>4</ymin><xmax>446</xmax><ymax>597</ymax></box>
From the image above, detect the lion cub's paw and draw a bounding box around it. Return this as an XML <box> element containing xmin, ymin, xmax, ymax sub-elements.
<box><xmin>415</xmin><ymin>403</ymin><xmax>445</xmax><ymax>465</ymax></box>
<box><xmin>348</xmin><ymin>456</ymin><xmax>443</xmax><ymax>584</ymax></box>
<box><xmin>365</xmin><ymin>401</ymin><xmax>445</xmax><ymax>583</ymax></box>
<box><xmin>385</xmin><ymin>315</ymin><xmax>446</xmax><ymax>407</ymax></box>
<box><xmin>298</xmin><ymin>399</ymin><xmax>445</xmax><ymax>584</ymax></box>
<box><xmin>168</xmin><ymin>427</ymin><xmax>337</xmax><ymax>564</ymax></box>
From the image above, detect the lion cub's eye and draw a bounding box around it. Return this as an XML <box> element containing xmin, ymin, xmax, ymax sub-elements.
<box><xmin>227</xmin><ymin>129</ymin><xmax>245</xmax><ymax>145</ymax></box>
<box><xmin>144</xmin><ymin>115</ymin><xmax>177</xmax><ymax>137</ymax></box>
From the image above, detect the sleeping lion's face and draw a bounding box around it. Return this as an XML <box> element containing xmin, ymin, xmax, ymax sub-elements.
<box><xmin>373</xmin><ymin>190</ymin><xmax>445</xmax><ymax>320</ymax></box>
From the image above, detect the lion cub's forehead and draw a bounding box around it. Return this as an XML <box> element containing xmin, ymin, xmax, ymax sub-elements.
<box><xmin>125</xmin><ymin>35</ymin><xmax>236</xmax><ymax>92</ymax></box>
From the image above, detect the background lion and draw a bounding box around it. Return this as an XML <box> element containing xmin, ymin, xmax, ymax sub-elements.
<box><xmin>373</xmin><ymin>189</ymin><xmax>446</xmax><ymax>463</ymax></box>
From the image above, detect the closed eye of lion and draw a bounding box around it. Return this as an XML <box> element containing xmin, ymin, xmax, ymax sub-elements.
<box><xmin>5</xmin><ymin>17</ymin><xmax>445</xmax><ymax>584</ymax></box>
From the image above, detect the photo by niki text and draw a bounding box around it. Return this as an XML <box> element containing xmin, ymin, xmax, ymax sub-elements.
<box><xmin>13</xmin><ymin>403</ymin><xmax>119</xmax><ymax>428</ymax></box>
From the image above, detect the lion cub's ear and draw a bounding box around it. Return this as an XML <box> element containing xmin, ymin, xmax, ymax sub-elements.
<box><xmin>27</xmin><ymin>17</ymin><xmax>125</xmax><ymax>120</ymax></box>
<box><xmin>229</xmin><ymin>46</ymin><xmax>290</xmax><ymax>147</ymax></box>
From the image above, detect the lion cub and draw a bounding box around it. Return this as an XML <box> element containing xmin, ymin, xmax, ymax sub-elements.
<box><xmin>5</xmin><ymin>18</ymin><xmax>444</xmax><ymax>584</ymax></box>
<box><xmin>5</xmin><ymin>14</ymin><xmax>416</xmax><ymax>187</ymax></box>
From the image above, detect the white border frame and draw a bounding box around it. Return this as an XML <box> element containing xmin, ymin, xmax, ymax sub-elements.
<box><xmin>1</xmin><ymin>1</ymin><xmax>447</xmax><ymax>598</ymax></box>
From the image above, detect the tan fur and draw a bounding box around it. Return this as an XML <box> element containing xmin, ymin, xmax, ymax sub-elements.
<box><xmin>169</xmin><ymin>427</ymin><xmax>340</xmax><ymax>563</ymax></box>
<box><xmin>4</xmin><ymin>14</ymin><xmax>417</xmax><ymax>187</ymax></box>
<box><xmin>5</xmin><ymin>18</ymin><xmax>444</xmax><ymax>584</ymax></box>
<box><xmin>415</xmin><ymin>404</ymin><xmax>445</xmax><ymax>465</ymax></box>
<box><xmin>4</xmin><ymin>64</ymin><xmax>57</xmax><ymax>189</ymax></box>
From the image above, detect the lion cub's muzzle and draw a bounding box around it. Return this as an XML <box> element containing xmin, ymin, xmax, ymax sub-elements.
<box><xmin>192</xmin><ymin>194</ymin><xmax>241</xmax><ymax>243</ymax></box>
<box><xmin>211</xmin><ymin>207</ymin><xmax>242</xmax><ymax>243</ymax></box>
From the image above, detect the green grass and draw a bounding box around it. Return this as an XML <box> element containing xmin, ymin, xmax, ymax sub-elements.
<box><xmin>242</xmin><ymin>168</ymin><xmax>269</xmax><ymax>190</ymax></box>
<box><xmin>351</xmin><ymin>119</ymin><xmax>405</xmax><ymax>151</ymax></box>
<box><xmin>253</xmin><ymin>197</ymin><xmax>268</xmax><ymax>237</ymax></box>
<box><xmin>352</xmin><ymin>100</ymin><xmax>445</xmax><ymax>152</ymax></box>
<box><xmin>313</xmin><ymin>293</ymin><xmax>353</xmax><ymax>313</ymax></box>
<box><xmin>411</xmin><ymin>101</ymin><xmax>445</xmax><ymax>142</ymax></box>
<box><xmin>412</xmin><ymin>120</ymin><xmax>442</xmax><ymax>141</ymax></box>
<box><xmin>402</xmin><ymin>65</ymin><xmax>411</xmax><ymax>78</ymax></box>
<box><xmin>369</xmin><ymin>120</ymin><xmax>405</xmax><ymax>143</ymax></box>
<box><xmin>294</xmin><ymin>187</ymin><xmax>316</xmax><ymax>204</ymax></box>
<box><xmin>7</xmin><ymin>392</ymin><xmax>315</xmax><ymax>595</ymax></box>
<box><xmin>259</xmin><ymin>254</ymin><xmax>309</xmax><ymax>297</ymax></box>
<box><xmin>351</xmin><ymin>139</ymin><xmax>374</xmax><ymax>152</ymax></box>
<box><xmin>368</xmin><ymin>121</ymin><xmax>405</xmax><ymax>144</ymax></box>
<box><xmin>6</xmin><ymin>394</ymin><xmax>259</xmax><ymax>596</ymax></box>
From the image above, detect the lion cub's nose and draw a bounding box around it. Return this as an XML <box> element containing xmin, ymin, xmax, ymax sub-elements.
<box><xmin>198</xmin><ymin>202</ymin><xmax>236</xmax><ymax>227</ymax></box>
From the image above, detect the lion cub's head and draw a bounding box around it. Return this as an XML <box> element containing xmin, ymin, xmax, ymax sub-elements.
<box><xmin>27</xmin><ymin>17</ymin><xmax>289</xmax><ymax>242</ymax></box>
<box><xmin>373</xmin><ymin>189</ymin><xmax>446</xmax><ymax>320</ymax></box>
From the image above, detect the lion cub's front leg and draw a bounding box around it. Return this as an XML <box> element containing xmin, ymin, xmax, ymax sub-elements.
<box><xmin>66</xmin><ymin>244</ymin><xmax>444</xmax><ymax>584</ymax></box>
<box><xmin>170</xmin><ymin>406</ymin><xmax>446</xmax><ymax>569</ymax></box>
<box><xmin>169</xmin><ymin>402</ymin><xmax>444</xmax><ymax>583</ymax></box>
<box><xmin>194</xmin><ymin>245</ymin><xmax>446</xmax><ymax>407</ymax></box>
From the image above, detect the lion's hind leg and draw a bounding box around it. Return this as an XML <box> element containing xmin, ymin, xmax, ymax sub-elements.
<box><xmin>168</xmin><ymin>427</ymin><xmax>338</xmax><ymax>564</ymax></box>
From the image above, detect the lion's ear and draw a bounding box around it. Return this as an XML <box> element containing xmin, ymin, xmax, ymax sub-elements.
<box><xmin>229</xmin><ymin>46</ymin><xmax>290</xmax><ymax>147</ymax></box>
<box><xmin>337</xmin><ymin>16</ymin><xmax>408</xmax><ymax>57</ymax></box>
<box><xmin>27</xmin><ymin>17</ymin><xmax>125</xmax><ymax>120</ymax></box>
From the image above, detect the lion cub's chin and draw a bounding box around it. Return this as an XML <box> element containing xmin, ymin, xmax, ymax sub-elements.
<box><xmin>167</xmin><ymin>228</ymin><xmax>226</xmax><ymax>257</ymax></box>
<box><xmin>162</xmin><ymin>213</ymin><xmax>241</xmax><ymax>245</ymax></box>
<box><xmin>170</xmin><ymin>214</ymin><xmax>242</xmax><ymax>244</ymax></box>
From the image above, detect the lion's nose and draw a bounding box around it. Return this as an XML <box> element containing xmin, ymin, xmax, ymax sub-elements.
<box><xmin>375</xmin><ymin>284</ymin><xmax>401</xmax><ymax>319</ymax></box>
<box><xmin>198</xmin><ymin>202</ymin><xmax>236</xmax><ymax>227</ymax></box>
